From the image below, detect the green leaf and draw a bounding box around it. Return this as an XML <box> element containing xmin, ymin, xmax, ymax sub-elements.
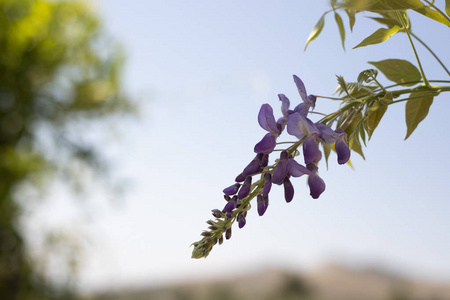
<box><xmin>334</xmin><ymin>12</ymin><xmax>346</xmax><ymax>50</ymax></box>
<box><xmin>344</xmin><ymin>112</ymin><xmax>365</xmax><ymax>159</ymax></box>
<box><xmin>349</xmin><ymin>136</ymin><xmax>365</xmax><ymax>159</ymax></box>
<box><xmin>404</xmin><ymin>92</ymin><xmax>433</xmax><ymax>140</ymax></box>
<box><xmin>368</xmin><ymin>59</ymin><xmax>421</xmax><ymax>86</ymax></box>
<box><xmin>344</xmin><ymin>0</ymin><xmax>423</xmax><ymax>11</ymax></box>
<box><xmin>322</xmin><ymin>143</ymin><xmax>331</xmax><ymax>169</ymax></box>
<box><xmin>358</xmin><ymin>122</ymin><xmax>367</xmax><ymax>146</ymax></box>
<box><xmin>345</xmin><ymin>9</ymin><xmax>356</xmax><ymax>31</ymax></box>
<box><xmin>369</xmin><ymin>11</ymin><xmax>403</xmax><ymax>28</ymax></box>
<box><xmin>446</xmin><ymin>0</ymin><xmax>450</xmax><ymax>17</ymax></box>
<box><xmin>413</xmin><ymin>7</ymin><xmax>450</xmax><ymax>27</ymax></box>
<box><xmin>379</xmin><ymin>92</ymin><xmax>394</xmax><ymax>105</ymax></box>
<box><xmin>305</xmin><ymin>14</ymin><xmax>325</xmax><ymax>51</ymax></box>
<box><xmin>353</xmin><ymin>26</ymin><xmax>401</xmax><ymax>49</ymax></box>
<box><xmin>357</xmin><ymin>69</ymin><xmax>378</xmax><ymax>84</ymax></box>
<box><xmin>367</xmin><ymin>100</ymin><xmax>389</xmax><ymax>140</ymax></box>
<box><xmin>336</xmin><ymin>75</ymin><xmax>351</xmax><ymax>98</ymax></box>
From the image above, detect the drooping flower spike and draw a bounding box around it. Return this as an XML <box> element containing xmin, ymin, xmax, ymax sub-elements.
<box><xmin>191</xmin><ymin>74</ymin><xmax>352</xmax><ymax>259</ymax></box>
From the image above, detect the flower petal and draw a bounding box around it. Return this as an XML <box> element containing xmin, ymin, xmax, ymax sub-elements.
<box><xmin>286</xmin><ymin>113</ymin><xmax>306</xmax><ymax>139</ymax></box>
<box><xmin>258</xmin><ymin>104</ymin><xmax>279</xmax><ymax>133</ymax></box>
<box><xmin>283</xmin><ymin>177</ymin><xmax>294</xmax><ymax>203</ymax></box>
<box><xmin>293</xmin><ymin>75</ymin><xmax>308</xmax><ymax>103</ymax></box>
<box><xmin>278</xmin><ymin>94</ymin><xmax>290</xmax><ymax>117</ymax></box>
<box><xmin>288</xmin><ymin>159</ymin><xmax>312</xmax><ymax>177</ymax></box>
<box><xmin>272</xmin><ymin>151</ymin><xmax>289</xmax><ymax>185</ymax></box>
<box><xmin>303</xmin><ymin>136</ymin><xmax>319</xmax><ymax>164</ymax></box>
<box><xmin>308</xmin><ymin>174</ymin><xmax>326</xmax><ymax>199</ymax></box>
<box><xmin>287</xmin><ymin>113</ymin><xmax>319</xmax><ymax>139</ymax></box>
<box><xmin>293</xmin><ymin>103</ymin><xmax>309</xmax><ymax>117</ymax></box>
<box><xmin>316</xmin><ymin>123</ymin><xmax>345</xmax><ymax>144</ymax></box>
<box><xmin>254</xmin><ymin>133</ymin><xmax>277</xmax><ymax>154</ymax></box>
<box><xmin>336</xmin><ymin>139</ymin><xmax>351</xmax><ymax>165</ymax></box>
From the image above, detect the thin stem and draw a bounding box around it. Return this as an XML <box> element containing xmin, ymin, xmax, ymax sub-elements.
<box><xmin>398</xmin><ymin>12</ymin><xmax>430</xmax><ymax>87</ymax></box>
<box><xmin>276</xmin><ymin>141</ymin><xmax>296</xmax><ymax>145</ymax></box>
<box><xmin>309</xmin><ymin>111</ymin><xmax>329</xmax><ymax>117</ymax></box>
<box><xmin>370</xmin><ymin>80</ymin><xmax>450</xmax><ymax>94</ymax></box>
<box><xmin>371</xmin><ymin>76</ymin><xmax>386</xmax><ymax>93</ymax></box>
<box><xmin>314</xmin><ymin>94</ymin><xmax>343</xmax><ymax>100</ymax></box>
<box><xmin>410</xmin><ymin>31</ymin><xmax>450</xmax><ymax>78</ymax></box>
<box><xmin>422</xmin><ymin>0</ymin><xmax>450</xmax><ymax>24</ymax></box>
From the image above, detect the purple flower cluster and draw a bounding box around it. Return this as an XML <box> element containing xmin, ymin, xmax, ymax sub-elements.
<box><xmin>220</xmin><ymin>75</ymin><xmax>350</xmax><ymax>222</ymax></box>
<box><xmin>191</xmin><ymin>75</ymin><xmax>351</xmax><ymax>259</ymax></box>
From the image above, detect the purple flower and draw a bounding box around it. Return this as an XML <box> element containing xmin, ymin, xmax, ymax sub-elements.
<box><xmin>223</xmin><ymin>183</ymin><xmax>240</xmax><ymax>196</ymax></box>
<box><xmin>283</xmin><ymin>177</ymin><xmax>294</xmax><ymax>203</ymax></box>
<box><xmin>307</xmin><ymin>164</ymin><xmax>326</xmax><ymax>199</ymax></box>
<box><xmin>257</xmin><ymin>194</ymin><xmax>269</xmax><ymax>216</ymax></box>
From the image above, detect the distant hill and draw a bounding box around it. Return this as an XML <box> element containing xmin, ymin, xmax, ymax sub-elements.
<box><xmin>86</xmin><ymin>263</ymin><xmax>450</xmax><ymax>300</ymax></box>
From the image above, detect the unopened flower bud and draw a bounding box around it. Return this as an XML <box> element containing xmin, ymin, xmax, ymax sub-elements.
<box><xmin>212</xmin><ymin>209</ymin><xmax>223</xmax><ymax>218</ymax></box>
<box><xmin>243</xmin><ymin>153</ymin><xmax>264</xmax><ymax>177</ymax></box>
<box><xmin>257</xmin><ymin>194</ymin><xmax>269</xmax><ymax>216</ymax></box>
<box><xmin>235</xmin><ymin>173</ymin><xmax>245</xmax><ymax>182</ymax></box>
<box><xmin>223</xmin><ymin>183</ymin><xmax>241</xmax><ymax>196</ymax></box>
<box><xmin>262</xmin><ymin>173</ymin><xmax>272</xmax><ymax>197</ymax></box>
<box><xmin>237</xmin><ymin>212</ymin><xmax>246</xmax><ymax>229</ymax></box>
<box><xmin>237</xmin><ymin>176</ymin><xmax>252</xmax><ymax>200</ymax></box>
<box><xmin>226</xmin><ymin>228</ymin><xmax>232</xmax><ymax>240</ymax></box>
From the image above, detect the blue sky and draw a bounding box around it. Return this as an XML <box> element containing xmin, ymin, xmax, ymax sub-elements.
<box><xmin>39</xmin><ymin>0</ymin><xmax>450</xmax><ymax>291</ymax></box>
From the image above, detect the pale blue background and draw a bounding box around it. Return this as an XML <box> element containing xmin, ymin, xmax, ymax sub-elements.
<box><xmin>36</xmin><ymin>0</ymin><xmax>450</xmax><ymax>291</ymax></box>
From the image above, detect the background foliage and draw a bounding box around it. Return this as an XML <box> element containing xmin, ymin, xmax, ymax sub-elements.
<box><xmin>0</xmin><ymin>0</ymin><xmax>132</xmax><ymax>298</ymax></box>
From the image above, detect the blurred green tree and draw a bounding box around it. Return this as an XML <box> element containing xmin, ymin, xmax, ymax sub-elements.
<box><xmin>0</xmin><ymin>0</ymin><xmax>132</xmax><ymax>298</ymax></box>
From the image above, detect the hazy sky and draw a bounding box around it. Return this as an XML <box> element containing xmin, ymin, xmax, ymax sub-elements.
<box><xmin>39</xmin><ymin>0</ymin><xmax>450</xmax><ymax>292</ymax></box>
